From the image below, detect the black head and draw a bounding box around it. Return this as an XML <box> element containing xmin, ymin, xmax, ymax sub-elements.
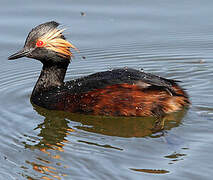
<box><xmin>8</xmin><ymin>21</ymin><xmax>77</xmax><ymax>64</ymax></box>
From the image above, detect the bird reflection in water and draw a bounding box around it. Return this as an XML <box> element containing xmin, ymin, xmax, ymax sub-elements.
<box><xmin>23</xmin><ymin>109</ymin><xmax>71</xmax><ymax>180</ymax></box>
<box><xmin>23</xmin><ymin>105</ymin><xmax>187</xmax><ymax>179</ymax></box>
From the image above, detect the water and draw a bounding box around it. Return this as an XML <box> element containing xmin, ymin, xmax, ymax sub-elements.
<box><xmin>1</xmin><ymin>0</ymin><xmax>213</xmax><ymax>179</ymax></box>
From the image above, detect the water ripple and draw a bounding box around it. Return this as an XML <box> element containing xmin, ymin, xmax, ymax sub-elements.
<box><xmin>1</xmin><ymin>0</ymin><xmax>213</xmax><ymax>179</ymax></box>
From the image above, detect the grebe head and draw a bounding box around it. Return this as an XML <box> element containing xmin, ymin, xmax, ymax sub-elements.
<box><xmin>8</xmin><ymin>21</ymin><xmax>77</xmax><ymax>63</ymax></box>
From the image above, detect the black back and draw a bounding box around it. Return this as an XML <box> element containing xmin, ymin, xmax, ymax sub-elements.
<box><xmin>63</xmin><ymin>68</ymin><xmax>177</xmax><ymax>94</ymax></box>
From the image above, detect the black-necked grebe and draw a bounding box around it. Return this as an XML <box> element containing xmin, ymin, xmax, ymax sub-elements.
<box><xmin>8</xmin><ymin>21</ymin><xmax>190</xmax><ymax>117</ymax></box>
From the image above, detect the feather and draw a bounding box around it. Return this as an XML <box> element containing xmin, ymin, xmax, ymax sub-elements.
<box><xmin>38</xmin><ymin>28</ymin><xmax>77</xmax><ymax>59</ymax></box>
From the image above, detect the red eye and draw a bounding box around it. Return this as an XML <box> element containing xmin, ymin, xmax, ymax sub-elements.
<box><xmin>36</xmin><ymin>40</ymin><xmax>44</xmax><ymax>47</ymax></box>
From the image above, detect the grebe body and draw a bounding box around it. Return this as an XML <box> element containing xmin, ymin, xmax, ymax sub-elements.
<box><xmin>8</xmin><ymin>21</ymin><xmax>190</xmax><ymax>117</ymax></box>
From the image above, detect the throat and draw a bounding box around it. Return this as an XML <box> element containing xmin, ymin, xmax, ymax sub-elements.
<box><xmin>32</xmin><ymin>63</ymin><xmax>68</xmax><ymax>96</ymax></box>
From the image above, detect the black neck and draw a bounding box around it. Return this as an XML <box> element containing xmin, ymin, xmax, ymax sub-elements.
<box><xmin>32</xmin><ymin>62</ymin><xmax>69</xmax><ymax>96</ymax></box>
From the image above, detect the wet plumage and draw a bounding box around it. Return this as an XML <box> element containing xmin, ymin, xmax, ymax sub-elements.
<box><xmin>8</xmin><ymin>21</ymin><xmax>190</xmax><ymax>117</ymax></box>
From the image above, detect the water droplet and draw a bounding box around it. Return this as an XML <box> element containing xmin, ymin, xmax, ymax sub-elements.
<box><xmin>108</xmin><ymin>67</ymin><xmax>113</xmax><ymax>71</ymax></box>
<box><xmin>80</xmin><ymin>12</ymin><xmax>86</xmax><ymax>16</ymax></box>
<box><xmin>68</xmin><ymin>85</ymin><xmax>73</xmax><ymax>89</ymax></box>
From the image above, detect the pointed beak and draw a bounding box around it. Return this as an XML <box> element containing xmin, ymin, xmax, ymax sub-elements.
<box><xmin>8</xmin><ymin>48</ymin><xmax>30</xmax><ymax>60</ymax></box>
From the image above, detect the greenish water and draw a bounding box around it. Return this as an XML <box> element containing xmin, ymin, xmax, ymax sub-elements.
<box><xmin>0</xmin><ymin>0</ymin><xmax>213</xmax><ymax>179</ymax></box>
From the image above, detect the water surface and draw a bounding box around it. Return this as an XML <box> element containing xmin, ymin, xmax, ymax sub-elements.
<box><xmin>1</xmin><ymin>0</ymin><xmax>213</xmax><ymax>179</ymax></box>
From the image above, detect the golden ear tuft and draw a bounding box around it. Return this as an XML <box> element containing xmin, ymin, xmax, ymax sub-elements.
<box><xmin>37</xmin><ymin>28</ymin><xmax>78</xmax><ymax>59</ymax></box>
